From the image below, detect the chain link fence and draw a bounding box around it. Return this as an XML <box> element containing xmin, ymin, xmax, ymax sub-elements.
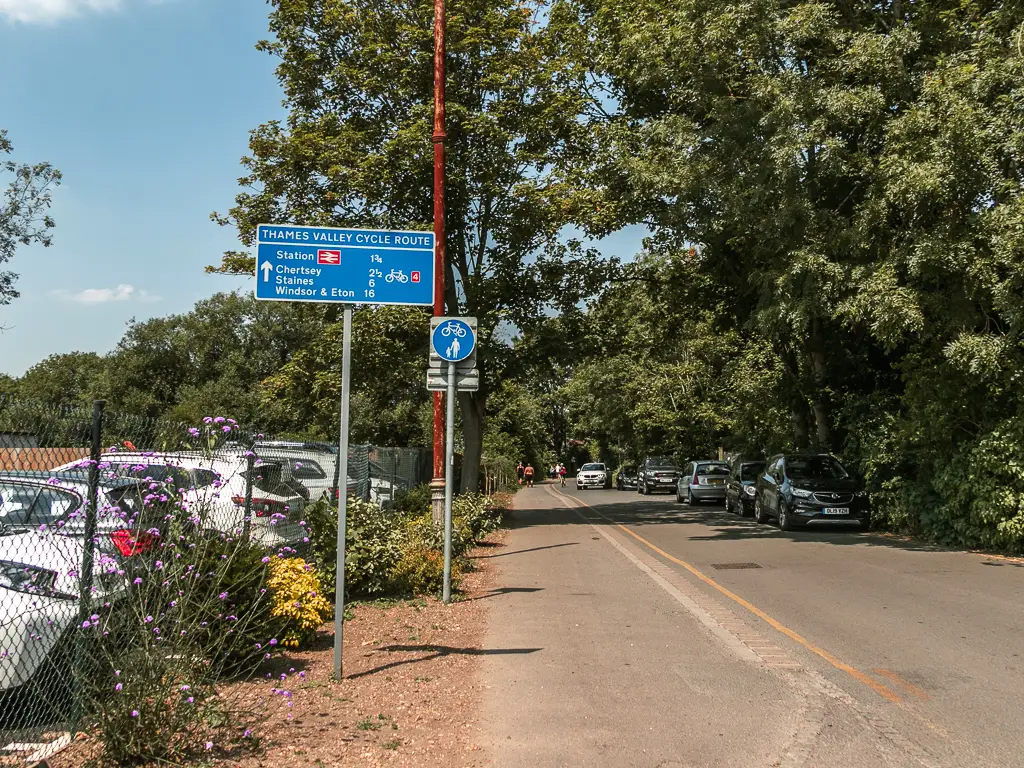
<box><xmin>0</xmin><ymin>396</ymin><xmax>432</xmax><ymax>762</ymax></box>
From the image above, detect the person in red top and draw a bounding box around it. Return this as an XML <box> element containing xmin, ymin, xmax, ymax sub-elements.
<box><xmin>524</xmin><ymin>463</ymin><xmax>535</xmax><ymax>487</ymax></box>
<box><xmin>558</xmin><ymin>463</ymin><xmax>567</xmax><ymax>487</ymax></box>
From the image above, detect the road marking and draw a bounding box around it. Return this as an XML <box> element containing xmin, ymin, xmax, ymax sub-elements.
<box><xmin>874</xmin><ymin>669</ymin><xmax>930</xmax><ymax>701</ymax></box>
<box><xmin>558</xmin><ymin>488</ymin><xmax>904</xmax><ymax>704</ymax></box>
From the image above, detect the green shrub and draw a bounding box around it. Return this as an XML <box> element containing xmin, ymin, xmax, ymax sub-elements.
<box><xmin>391</xmin><ymin>541</ymin><xmax>463</xmax><ymax>595</ymax></box>
<box><xmin>930</xmin><ymin>418</ymin><xmax>1024</xmax><ymax>550</ymax></box>
<box><xmin>305</xmin><ymin>496</ymin><xmax>411</xmax><ymax>598</ymax></box>
<box><xmin>306</xmin><ymin>491</ymin><xmax>506</xmax><ymax>600</ymax></box>
<box><xmin>390</xmin><ymin>483</ymin><xmax>432</xmax><ymax>516</ymax></box>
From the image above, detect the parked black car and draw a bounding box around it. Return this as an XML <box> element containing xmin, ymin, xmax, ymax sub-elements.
<box><xmin>753</xmin><ymin>454</ymin><xmax>869</xmax><ymax>531</ymax></box>
<box><xmin>615</xmin><ymin>465</ymin><xmax>638</xmax><ymax>490</ymax></box>
<box><xmin>638</xmin><ymin>456</ymin><xmax>680</xmax><ymax>495</ymax></box>
<box><xmin>725</xmin><ymin>458</ymin><xmax>765</xmax><ymax>516</ymax></box>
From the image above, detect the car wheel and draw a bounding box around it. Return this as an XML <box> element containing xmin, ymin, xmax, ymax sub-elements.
<box><xmin>685</xmin><ymin>487</ymin><xmax>694</xmax><ymax>506</ymax></box>
<box><xmin>639</xmin><ymin>481</ymin><xmax>646</xmax><ymax>495</ymax></box>
<box><xmin>725</xmin><ymin>496</ymin><xmax>733</xmax><ymax>514</ymax></box>
<box><xmin>754</xmin><ymin>496</ymin><xmax>768</xmax><ymax>524</ymax></box>
<box><xmin>778</xmin><ymin>503</ymin><xmax>794</xmax><ymax>531</ymax></box>
<box><xmin>737</xmin><ymin>499</ymin><xmax>750</xmax><ymax>518</ymax></box>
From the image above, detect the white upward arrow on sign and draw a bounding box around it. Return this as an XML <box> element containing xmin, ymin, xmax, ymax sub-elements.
<box><xmin>261</xmin><ymin>262</ymin><xmax>273</xmax><ymax>281</ymax></box>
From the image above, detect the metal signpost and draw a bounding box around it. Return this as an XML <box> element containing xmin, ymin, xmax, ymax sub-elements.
<box><xmin>429</xmin><ymin>317</ymin><xmax>478</xmax><ymax>603</ymax></box>
<box><xmin>254</xmin><ymin>223</ymin><xmax>435</xmax><ymax>680</ymax></box>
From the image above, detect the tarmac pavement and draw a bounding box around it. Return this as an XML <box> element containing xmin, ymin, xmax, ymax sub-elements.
<box><xmin>476</xmin><ymin>483</ymin><xmax>1024</xmax><ymax>767</ymax></box>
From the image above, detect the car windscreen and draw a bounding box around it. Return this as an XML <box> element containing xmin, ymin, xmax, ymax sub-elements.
<box><xmin>0</xmin><ymin>482</ymin><xmax>80</xmax><ymax>528</ymax></box>
<box><xmin>116</xmin><ymin>463</ymin><xmax>196</xmax><ymax>491</ymax></box>
<box><xmin>739</xmin><ymin>462</ymin><xmax>765</xmax><ymax>480</ymax></box>
<box><xmin>785</xmin><ymin>456</ymin><xmax>849</xmax><ymax>480</ymax></box>
<box><xmin>580</xmin><ymin>463</ymin><xmax>605</xmax><ymax>472</ymax></box>
<box><xmin>697</xmin><ymin>463</ymin><xmax>729</xmax><ymax>475</ymax></box>
<box><xmin>289</xmin><ymin>458</ymin><xmax>328</xmax><ymax>481</ymax></box>
<box><xmin>649</xmin><ymin>461</ymin><xmax>679</xmax><ymax>470</ymax></box>
<box><xmin>620</xmin><ymin>466</ymin><xmax>636</xmax><ymax>474</ymax></box>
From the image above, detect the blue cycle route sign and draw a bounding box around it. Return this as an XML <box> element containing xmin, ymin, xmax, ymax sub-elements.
<box><xmin>431</xmin><ymin>318</ymin><xmax>476</xmax><ymax>363</ymax></box>
<box><xmin>254</xmin><ymin>223</ymin><xmax>435</xmax><ymax>306</ymax></box>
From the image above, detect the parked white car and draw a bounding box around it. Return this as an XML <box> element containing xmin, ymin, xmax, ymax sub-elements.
<box><xmin>52</xmin><ymin>451</ymin><xmax>308</xmax><ymax>548</ymax></box>
<box><xmin>252</xmin><ymin>441</ymin><xmax>401</xmax><ymax>506</ymax></box>
<box><xmin>0</xmin><ymin>473</ymin><xmax>168</xmax><ymax>695</ymax></box>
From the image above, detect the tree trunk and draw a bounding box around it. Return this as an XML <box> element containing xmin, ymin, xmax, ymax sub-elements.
<box><xmin>807</xmin><ymin>317</ymin><xmax>833</xmax><ymax>450</ymax></box>
<box><xmin>458</xmin><ymin>390</ymin><xmax>486</xmax><ymax>492</ymax></box>
<box><xmin>790</xmin><ymin>406</ymin><xmax>811</xmax><ymax>451</ymax></box>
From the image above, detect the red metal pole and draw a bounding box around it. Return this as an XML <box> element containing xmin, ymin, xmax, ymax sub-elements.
<box><xmin>431</xmin><ymin>0</ymin><xmax>447</xmax><ymax>481</ymax></box>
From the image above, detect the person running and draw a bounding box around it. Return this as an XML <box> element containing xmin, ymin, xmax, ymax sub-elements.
<box><xmin>558</xmin><ymin>463</ymin><xmax>567</xmax><ymax>487</ymax></box>
<box><xmin>517</xmin><ymin>462</ymin><xmax>525</xmax><ymax>485</ymax></box>
<box><xmin>524</xmin><ymin>463</ymin><xmax>535</xmax><ymax>487</ymax></box>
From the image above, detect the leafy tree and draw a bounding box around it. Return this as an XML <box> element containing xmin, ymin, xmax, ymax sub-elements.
<box><xmin>260</xmin><ymin>305</ymin><xmax>433</xmax><ymax>445</ymax></box>
<box><xmin>558</xmin><ymin>0</ymin><xmax>1024</xmax><ymax>546</ymax></box>
<box><xmin>211</xmin><ymin>0</ymin><xmax>598</xmax><ymax>489</ymax></box>
<box><xmin>17</xmin><ymin>352</ymin><xmax>107</xmax><ymax>407</ymax></box>
<box><xmin>104</xmin><ymin>292</ymin><xmax>316</xmax><ymax>424</ymax></box>
<box><xmin>0</xmin><ymin>130</ymin><xmax>61</xmax><ymax>307</ymax></box>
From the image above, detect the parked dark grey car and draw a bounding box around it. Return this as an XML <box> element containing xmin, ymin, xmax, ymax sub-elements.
<box><xmin>615</xmin><ymin>465</ymin><xmax>638</xmax><ymax>490</ymax></box>
<box><xmin>753</xmin><ymin>454</ymin><xmax>870</xmax><ymax>531</ymax></box>
<box><xmin>638</xmin><ymin>456</ymin><xmax>680</xmax><ymax>495</ymax></box>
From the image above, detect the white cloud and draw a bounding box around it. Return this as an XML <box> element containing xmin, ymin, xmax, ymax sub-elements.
<box><xmin>52</xmin><ymin>284</ymin><xmax>161</xmax><ymax>304</ymax></box>
<box><xmin>0</xmin><ymin>0</ymin><xmax>151</xmax><ymax>23</ymax></box>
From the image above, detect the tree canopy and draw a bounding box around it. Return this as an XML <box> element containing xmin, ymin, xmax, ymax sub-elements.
<box><xmin>0</xmin><ymin>130</ymin><xmax>61</xmax><ymax>307</ymax></box>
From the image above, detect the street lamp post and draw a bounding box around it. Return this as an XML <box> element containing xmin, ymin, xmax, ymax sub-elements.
<box><xmin>430</xmin><ymin>0</ymin><xmax>448</xmax><ymax>525</ymax></box>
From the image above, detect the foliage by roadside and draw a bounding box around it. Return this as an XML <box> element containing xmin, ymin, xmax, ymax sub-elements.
<box><xmin>305</xmin><ymin>487</ymin><xmax>508</xmax><ymax>600</ymax></box>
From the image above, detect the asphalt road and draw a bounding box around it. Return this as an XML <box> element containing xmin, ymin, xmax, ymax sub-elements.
<box><xmin>478</xmin><ymin>484</ymin><xmax>1024</xmax><ymax>768</ymax></box>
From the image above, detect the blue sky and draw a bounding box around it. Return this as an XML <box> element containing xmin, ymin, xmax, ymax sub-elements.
<box><xmin>0</xmin><ymin>0</ymin><xmax>281</xmax><ymax>375</ymax></box>
<box><xmin>0</xmin><ymin>0</ymin><xmax>646</xmax><ymax>377</ymax></box>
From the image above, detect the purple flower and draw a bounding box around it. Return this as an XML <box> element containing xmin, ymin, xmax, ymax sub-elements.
<box><xmin>187</xmin><ymin>696</ymin><xmax>194</xmax><ymax>703</ymax></box>
<box><xmin>269</xmin><ymin>638</ymin><xmax>278</xmax><ymax>646</ymax></box>
<box><xmin>188</xmin><ymin>427</ymin><xmax>200</xmax><ymax>437</ymax></box>
<box><xmin>205</xmin><ymin>741</ymin><xmax>213</xmax><ymax>751</ymax></box>
<box><xmin>145</xmin><ymin>616</ymin><xmax>153</xmax><ymax>623</ymax></box>
<box><xmin>218</xmin><ymin>592</ymin><xmax>228</xmax><ymax>600</ymax></box>
<box><xmin>131</xmin><ymin>710</ymin><xmax>139</xmax><ymax>718</ymax></box>
<box><xmin>243</xmin><ymin>729</ymin><xmax>252</xmax><ymax>738</ymax></box>
<box><xmin>81</xmin><ymin>620</ymin><xmax>91</xmax><ymax>629</ymax></box>
<box><xmin>222</xmin><ymin>426</ymin><xmax>232</xmax><ymax>434</ymax></box>
<box><xmin>133</xmin><ymin>577</ymin><xmax>142</xmax><ymax>585</ymax></box>
<box><xmin>180</xmin><ymin>684</ymin><xmax>190</xmax><ymax>691</ymax></box>
<box><xmin>214</xmin><ymin>417</ymin><xmax>225</xmax><ymax>424</ymax></box>
<box><xmin>115</xmin><ymin>683</ymin><xmax>123</xmax><ymax>692</ymax></box>
<box><xmin>203</xmin><ymin>417</ymin><xmax>213</xmax><ymax>424</ymax></box>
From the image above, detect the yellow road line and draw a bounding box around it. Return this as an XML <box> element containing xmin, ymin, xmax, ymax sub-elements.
<box><xmin>561</xmin><ymin>489</ymin><xmax>904</xmax><ymax>704</ymax></box>
<box><xmin>873</xmin><ymin>668</ymin><xmax>930</xmax><ymax>701</ymax></box>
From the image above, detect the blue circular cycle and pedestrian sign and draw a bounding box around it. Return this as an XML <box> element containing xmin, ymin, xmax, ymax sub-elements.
<box><xmin>432</xmin><ymin>319</ymin><xmax>476</xmax><ymax>362</ymax></box>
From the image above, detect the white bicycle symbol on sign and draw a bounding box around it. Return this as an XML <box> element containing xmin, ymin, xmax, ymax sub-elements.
<box><xmin>384</xmin><ymin>269</ymin><xmax>409</xmax><ymax>283</ymax></box>
<box><xmin>440</xmin><ymin>321</ymin><xmax>468</xmax><ymax>338</ymax></box>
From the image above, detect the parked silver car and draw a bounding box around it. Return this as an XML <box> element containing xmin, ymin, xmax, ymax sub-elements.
<box><xmin>677</xmin><ymin>460</ymin><xmax>730</xmax><ymax>505</ymax></box>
